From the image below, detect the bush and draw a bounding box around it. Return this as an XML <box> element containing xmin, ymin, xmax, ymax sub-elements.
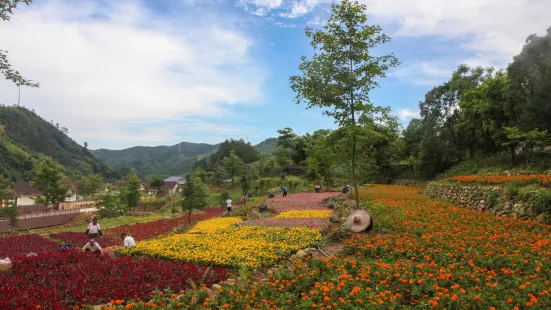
<box><xmin>517</xmin><ymin>184</ymin><xmax>551</xmax><ymax>213</ymax></box>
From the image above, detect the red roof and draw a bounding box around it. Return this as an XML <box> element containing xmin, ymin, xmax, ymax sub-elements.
<box><xmin>12</xmin><ymin>182</ymin><xmax>41</xmax><ymax>196</ymax></box>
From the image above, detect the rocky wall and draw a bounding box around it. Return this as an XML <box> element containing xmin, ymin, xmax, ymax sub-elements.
<box><xmin>424</xmin><ymin>182</ymin><xmax>549</xmax><ymax>223</ymax></box>
<box><xmin>392</xmin><ymin>179</ymin><xmax>429</xmax><ymax>188</ymax></box>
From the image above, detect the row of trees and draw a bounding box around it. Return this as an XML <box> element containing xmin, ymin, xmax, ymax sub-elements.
<box><xmin>401</xmin><ymin>27</ymin><xmax>551</xmax><ymax>177</ymax></box>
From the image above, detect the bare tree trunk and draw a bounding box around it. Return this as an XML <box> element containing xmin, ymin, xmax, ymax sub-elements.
<box><xmin>352</xmin><ymin>134</ymin><xmax>360</xmax><ymax>208</ymax></box>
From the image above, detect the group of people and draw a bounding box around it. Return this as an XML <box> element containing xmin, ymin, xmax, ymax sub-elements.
<box><xmin>81</xmin><ymin>217</ymin><xmax>136</xmax><ymax>255</ymax></box>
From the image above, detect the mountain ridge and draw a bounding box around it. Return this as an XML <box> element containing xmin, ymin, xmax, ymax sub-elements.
<box><xmin>92</xmin><ymin>138</ymin><xmax>277</xmax><ymax>178</ymax></box>
<box><xmin>0</xmin><ymin>105</ymin><xmax>117</xmax><ymax>181</ymax></box>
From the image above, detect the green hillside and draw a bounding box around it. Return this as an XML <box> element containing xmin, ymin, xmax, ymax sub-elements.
<box><xmin>0</xmin><ymin>106</ymin><xmax>117</xmax><ymax>181</ymax></box>
<box><xmin>92</xmin><ymin>142</ymin><xmax>220</xmax><ymax>178</ymax></box>
<box><xmin>94</xmin><ymin>138</ymin><xmax>276</xmax><ymax>178</ymax></box>
<box><xmin>253</xmin><ymin>137</ymin><xmax>277</xmax><ymax>155</ymax></box>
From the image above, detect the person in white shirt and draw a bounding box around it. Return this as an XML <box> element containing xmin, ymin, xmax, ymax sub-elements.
<box><xmin>226</xmin><ymin>198</ymin><xmax>233</xmax><ymax>216</ymax></box>
<box><xmin>120</xmin><ymin>232</ymin><xmax>136</xmax><ymax>247</ymax></box>
<box><xmin>82</xmin><ymin>239</ymin><xmax>103</xmax><ymax>255</ymax></box>
<box><xmin>85</xmin><ymin>217</ymin><xmax>102</xmax><ymax>242</ymax></box>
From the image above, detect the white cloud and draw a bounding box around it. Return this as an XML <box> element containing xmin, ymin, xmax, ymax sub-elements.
<box><xmin>390</xmin><ymin>61</ymin><xmax>452</xmax><ymax>85</ymax></box>
<box><xmin>272</xmin><ymin>0</ymin><xmax>549</xmax><ymax>70</ymax></box>
<box><xmin>395</xmin><ymin>108</ymin><xmax>419</xmax><ymax>121</ymax></box>
<box><xmin>0</xmin><ymin>0</ymin><xmax>265</xmax><ymax>149</ymax></box>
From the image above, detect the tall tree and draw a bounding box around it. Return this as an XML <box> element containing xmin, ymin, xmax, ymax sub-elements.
<box><xmin>32</xmin><ymin>157</ymin><xmax>70</xmax><ymax>209</ymax></box>
<box><xmin>79</xmin><ymin>174</ymin><xmax>103</xmax><ymax>197</ymax></box>
<box><xmin>290</xmin><ymin>0</ymin><xmax>398</xmax><ymax>207</ymax></box>
<box><xmin>0</xmin><ymin>174</ymin><xmax>19</xmax><ymax>229</ymax></box>
<box><xmin>222</xmin><ymin>150</ymin><xmax>245</xmax><ymax>179</ymax></box>
<box><xmin>121</xmin><ymin>170</ymin><xmax>141</xmax><ymax>212</ymax></box>
<box><xmin>508</xmin><ymin>27</ymin><xmax>551</xmax><ymax>132</ymax></box>
<box><xmin>148</xmin><ymin>177</ymin><xmax>165</xmax><ymax>197</ymax></box>
<box><xmin>182</xmin><ymin>174</ymin><xmax>207</xmax><ymax>223</ymax></box>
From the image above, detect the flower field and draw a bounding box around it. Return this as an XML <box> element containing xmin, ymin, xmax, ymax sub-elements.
<box><xmin>187</xmin><ymin>217</ymin><xmax>242</xmax><ymax>234</ymax></box>
<box><xmin>269</xmin><ymin>192</ymin><xmax>337</xmax><ymax>211</ymax></box>
<box><xmin>106</xmin><ymin>185</ymin><xmax>551</xmax><ymax>309</ymax></box>
<box><xmin>275</xmin><ymin>210</ymin><xmax>332</xmax><ymax>218</ymax></box>
<box><xmin>122</xmin><ymin>217</ymin><xmax>322</xmax><ymax>268</ymax></box>
<box><xmin>236</xmin><ymin>217</ymin><xmax>328</xmax><ymax>228</ymax></box>
<box><xmin>0</xmin><ymin>234</ymin><xmax>63</xmax><ymax>259</ymax></box>
<box><xmin>444</xmin><ymin>174</ymin><xmax>551</xmax><ymax>186</ymax></box>
<box><xmin>0</xmin><ymin>251</ymin><xmax>227</xmax><ymax>309</ymax></box>
<box><xmin>51</xmin><ymin>232</ymin><xmax>120</xmax><ymax>248</ymax></box>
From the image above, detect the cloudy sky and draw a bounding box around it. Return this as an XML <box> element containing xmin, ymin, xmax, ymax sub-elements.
<box><xmin>0</xmin><ymin>0</ymin><xmax>549</xmax><ymax>149</ymax></box>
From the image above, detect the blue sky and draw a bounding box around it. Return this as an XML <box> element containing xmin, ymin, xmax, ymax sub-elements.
<box><xmin>0</xmin><ymin>0</ymin><xmax>549</xmax><ymax>149</ymax></box>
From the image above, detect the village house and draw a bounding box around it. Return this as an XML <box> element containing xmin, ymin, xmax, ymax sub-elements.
<box><xmin>11</xmin><ymin>181</ymin><xmax>78</xmax><ymax>207</ymax></box>
<box><xmin>164</xmin><ymin>176</ymin><xmax>186</xmax><ymax>196</ymax></box>
<box><xmin>140</xmin><ymin>182</ymin><xmax>157</xmax><ymax>196</ymax></box>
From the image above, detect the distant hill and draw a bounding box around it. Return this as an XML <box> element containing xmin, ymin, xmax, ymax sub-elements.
<box><xmin>93</xmin><ymin>142</ymin><xmax>220</xmax><ymax>178</ymax></box>
<box><xmin>254</xmin><ymin>137</ymin><xmax>277</xmax><ymax>155</ymax></box>
<box><xmin>94</xmin><ymin>138</ymin><xmax>277</xmax><ymax>178</ymax></box>
<box><xmin>0</xmin><ymin>106</ymin><xmax>117</xmax><ymax>181</ymax></box>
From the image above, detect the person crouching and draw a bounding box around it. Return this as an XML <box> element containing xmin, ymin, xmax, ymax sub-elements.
<box><xmin>120</xmin><ymin>232</ymin><xmax>136</xmax><ymax>247</ymax></box>
<box><xmin>82</xmin><ymin>239</ymin><xmax>103</xmax><ymax>255</ymax></box>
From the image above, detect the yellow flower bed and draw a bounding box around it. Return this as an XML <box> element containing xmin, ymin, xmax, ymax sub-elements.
<box><xmin>121</xmin><ymin>225</ymin><xmax>321</xmax><ymax>268</ymax></box>
<box><xmin>275</xmin><ymin>210</ymin><xmax>332</xmax><ymax>218</ymax></box>
<box><xmin>186</xmin><ymin>217</ymin><xmax>242</xmax><ymax>234</ymax></box>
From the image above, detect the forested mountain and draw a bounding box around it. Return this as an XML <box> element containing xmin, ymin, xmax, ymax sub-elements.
<box><xmin>253</xmin><ymin>137</ymin><xmax>277</xmax><ymax>154</ymax></box>
<box><xmin>94</xmin><ymin>138</ymin><xmax>276</xmax><ymax>178</ymax></box>
<box><xmin>93</xmin><ymin>142</ymin><xmax>219</xmax><ymax>178</ymax></box>
<box><xmin>0</xmin><ymin>106</ymin><xmax>116</xmax><ymax>181</ymax></box>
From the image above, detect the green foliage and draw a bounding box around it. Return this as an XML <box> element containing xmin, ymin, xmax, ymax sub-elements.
<box><xmin>218</xmin><ymin>190</ymin><xmax>231</xmax><ymax>207</ymax></box>
<box><xmin>97</xmin><ymin>186</ymin><xmax>122</xmax><ymax>218</ymax></box>
<box><xmin>253</xmin><ymin>138</ymin><xmax>277</xmax><ymax>155</ymax></box>
<box><xmin>517</xmin><ymin>185</ymin><xmax>551</xmax><ymax>214</ymax></box>
<box><xmin>78</xmin><ymin>174</ymin><xmax>103</xmax><ymax>197</ymax></box>
<box><xmin>122</xmin><ymin>170</ymin><xmax>141</xmax><ymax>211</ymax></box>
<box><xmin>222</xmin><ymin>150</ymin><xmax>246</xmax><ymax>179</ymax></box>
<box><xmin>399</xmin><ymin>27</ymin><xmax>551</xmax><ymax>179</ymax></box>
<box><xmin>209</xmin><ymin>139</ymin><xmax>259</xmax><ymax>165</ymax></box>
<box><xmin>93</xmin><ymin>141</ymin><xmax>218</xmax><ymax>179</ymax></box>
<box><xmin>0</xmin><ymin>204</ymin><xmax>19</xmax><ymax>229</ymax></box>
<box><xmin>148</xmin><ymin>177</ymin><xmax>165</xmax><ymax>197</ymax></box>
<box><xmin>290</xmin><ymin>0</ymin><xmax>398</xmax><ymax>206</ymax></box>
<box><xmin>182</xmin><ymin>174</ymin><xmax>208</xmax><ymax>222</ymax></box>
<box><xmin>0</xmin><ymin>106</ymin><xmax>116</xmax><ymax>180</ymax></box>
<box><xmin>32</xmin><ymin>157</ymin><xmax>70</xmax><ymax>208</ymax></box>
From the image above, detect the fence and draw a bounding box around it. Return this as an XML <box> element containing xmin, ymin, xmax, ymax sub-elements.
<box><xmin>57</xmin><ymin>201</ymin><xmax>97</xmax><ymax>210</ymax></box>
<box><xmin>17</xmin><ymin>204</ymin><xmax>48</xmax><ymax>214</ymax></box>
<box><xmin>0</xmin><ymin>209</ymin><xmax>81</xmax><ymax>232</ymax></box>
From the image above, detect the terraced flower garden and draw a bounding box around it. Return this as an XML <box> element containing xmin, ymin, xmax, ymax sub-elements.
<box><xmin>0</xmin><ymin>194</ymin><xmax>334</xmax><ymax>308</ymax></box>
<box><xmin>101</xmin><ymin>185</ymin><xmax>551</xmax><ymax>309</ymax></box>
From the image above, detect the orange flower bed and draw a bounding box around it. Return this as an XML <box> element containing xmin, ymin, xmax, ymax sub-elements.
<box><xmin>100</xmin><ymin>185</ymin><xmax>551</xmax><ymax>309</ymax></box>
<box><xmin>444</xmin><ymin>174</ymin><xmax>551</xmax><ymax>186</ymax></box>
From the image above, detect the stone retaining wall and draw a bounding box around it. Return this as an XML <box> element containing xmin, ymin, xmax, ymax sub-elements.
<box><xmin>392</xmin><ymin>179</ymin><xmax>429</xmax><ymax>188</ymax></box>
<box><xmin>425</xmin><ymin>182</ymin><xmax>548</xmax><ymax>223</ymax></box>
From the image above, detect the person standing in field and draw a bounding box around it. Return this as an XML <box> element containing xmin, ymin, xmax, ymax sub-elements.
<box><xmin>82</xmin><ymin>239</ymin><xmax>103</xmax><ymax>255</ymax></box>
<box><xmin>226</xmin><ymin>198</ymin><xmax>233</xmax><ymax>216</ymax></box>
<box><xmin>120</xmin><ymin>232</ymin><xmax>136</xmax><ymax>247</ymax></box>
<box><xmin>241</xmin><ymin>193</ymin><xmax>247</xmax><ymax>205</ymax></box>
<box><xmin>85</xmin><ymin>217</ymin><xmax>102</xmax><ymax>242</ymax></box>
<box><xmin>281</xmin><ymin>186</ymin><xmax>288</xmax><ymax>199</ymax></box>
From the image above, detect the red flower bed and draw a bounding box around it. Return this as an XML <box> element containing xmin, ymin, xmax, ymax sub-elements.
<box><xmin>50</xmin><ymin>232</ymin><xmax>120</xmax><ymax>248</ymax></box>
<box><xmin>0</xmin><ymin>251</ymin><xmax>228</xmax><ymax>309</ymax></box>
<box><xmin>0</xmin><ymin>234</ymin><xmax>61</xmax><ymax>260</ymax></box>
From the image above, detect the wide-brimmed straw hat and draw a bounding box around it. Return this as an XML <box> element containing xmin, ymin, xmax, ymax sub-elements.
<box><xmin>346</xmin><ymin>210</ymin><xmax>373</xmax><ymax>233</ymax></box>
